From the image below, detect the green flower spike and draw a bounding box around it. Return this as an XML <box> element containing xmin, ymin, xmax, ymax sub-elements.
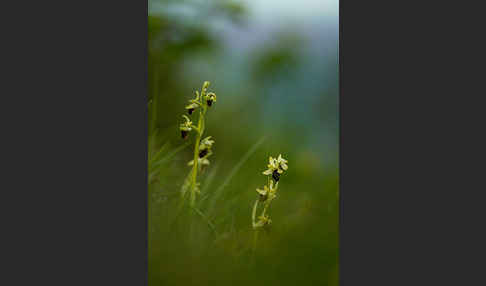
<box><xmin>252</xmin><ymin>154</ymin><xmax>288</xmax><ymax>230</ymax></box>
<box><xmin>179</xmin><ymin>80</ymin><xmax>218</xmax><ymax>207</ymax></box>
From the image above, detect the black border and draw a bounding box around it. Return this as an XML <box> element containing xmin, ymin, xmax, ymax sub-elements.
<box><xmin>4</xmin><ymin>1</ymin><xmax>148</xmax><ymax>285</ymax></box>
<box><xmin>339</xmin><ymin>0</ymin><xmax>483</xmax><ymax>285</ymax></box>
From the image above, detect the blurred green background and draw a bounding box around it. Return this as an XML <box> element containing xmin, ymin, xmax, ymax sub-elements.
<box><xmin>148</xmin><ymin>0</ymin><xmax>338</xmax><ymax>285</ymax></box>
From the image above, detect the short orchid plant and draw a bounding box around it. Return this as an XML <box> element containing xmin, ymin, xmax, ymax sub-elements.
<box><xmin>179</xmin><ymin>81</ymin><xmax>217</xmax><ymax>207</ymax></box>
<box><xmin>252</xmin><ymin>154</ymin><xmax>288</xmax><ymax>228</ymax></box>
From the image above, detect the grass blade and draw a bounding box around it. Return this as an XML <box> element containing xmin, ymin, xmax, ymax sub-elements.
<box><xmin>192</xmin><ymin>206</ymin><xmax>218</xmax><ymax>237</ymax></box>
<box><xmin>207</xmin><ymin>136</ymin><xmax>266</xmax><ymax>215</ymax></box>
<box><xmin>198</xmin><ymin>163</ymin><xmax>220</xmax><ymax>204</ymax></box>
<box><xmin>152</xmin><ymin>142</ymin><xmax>190</xmax><ymax>168</ymax></box>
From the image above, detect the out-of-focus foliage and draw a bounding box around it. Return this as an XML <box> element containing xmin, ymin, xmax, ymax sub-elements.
<box><xmin>250</xmin><ymin>32</ymin><xmax>303</xmax><ymax>82</ymax></box>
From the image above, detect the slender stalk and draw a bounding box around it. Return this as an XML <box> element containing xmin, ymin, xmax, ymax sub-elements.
<box><xmin>251</xmin><ymin>200</ymin><xmax>260</xmax><ymax>263</ymax></box>
<box><xmin>252</xmin><ymin>199</ymin><xmax>259</xmax><ymax>228</ymax></box>
<box><xmin>261</xmin><ymin>201</ymin><xmax>269</xmax><ymax>217</ymax></box>
<box><xmin>189</xmin><ymin>106</ymin><xmax>207</xmax><ymax>207</ymax></box>
<box><xmin>252</xmin><ymin>176</ymin><xmax>270</xmax><ymax>227</ymax></box>
<box><xmin>252</xmin><ymin>227</ymin><xmax>259</xmax><ymax>256</ymax></box>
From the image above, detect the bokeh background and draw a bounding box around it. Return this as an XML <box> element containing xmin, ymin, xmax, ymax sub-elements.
<box><xmin>148</xmin><ymin>0</ymin><xmax>339</xmax><ymax>285</ymax></box>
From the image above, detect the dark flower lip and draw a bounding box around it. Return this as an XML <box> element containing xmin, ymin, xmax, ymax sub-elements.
<box><xmin>207</xmin><ymin>100</ymin><xmax>212</xmax><ymax>107</ymax></box>
<box><xmin>198</xmin><ymin>148</ymin><xmax>208</xmax><ymax>158</ymax></box>
<box><xmin>181</xmin><ymin>130</ymin><xmax>188</xmax><ymax>139</ymax></box>
<box><xmin>259</xmin><ymin>193</ymin><xmax>268</xmax><ymax>202</ymax></box>
<box><xmin>188</xmin><ymin>108</ymin><xmax>194</xmax><ymax>115</ymax></box>
<box><xmin>272</xmin><ymin>170</ymin><xmax>280</xmax><ymax>182</ymax></box>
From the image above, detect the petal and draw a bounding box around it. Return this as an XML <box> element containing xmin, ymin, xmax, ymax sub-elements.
<box><xmin>256</xmin><ymin>188</ymin><xmax>267</xmax><ymax>195</ymax></box>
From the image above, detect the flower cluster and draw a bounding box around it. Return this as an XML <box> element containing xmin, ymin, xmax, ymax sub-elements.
<box><xmin>183</xmin><ymin>82</ymin><xmax>217</xmax><ymax>116</ymax></box>
<box><xmin>252</xmin><ymin>154</ymin><xmax>288</xmax><ymax>229</ymax></box>
<box><xmin>262</xmin><ymin>154</ymin><xmax>288</xmax><ymax>182</ymax></box>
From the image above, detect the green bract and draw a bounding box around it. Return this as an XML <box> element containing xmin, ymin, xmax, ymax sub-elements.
<box><xmin>256</xmin><ymin>180</ymin><xmax>277</xmax><ymax>202</ymax></box>
<box><xmin>254</xmin><ymin>214</ymin><xmax>272</xmax><ymax>228</ymax></box>
<box><xmin>179</xmin><ymin>115</ymin><xmax>193</xmax><ymax>131</ymax></box>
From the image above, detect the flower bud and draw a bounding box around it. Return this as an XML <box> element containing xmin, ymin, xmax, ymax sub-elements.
<box><xmin>201</xmin><ymin>81</ymin><xmax>210</xmax><ymax>97</ymax></box>
<box><xmin>203</xmin><ymin>81</ymin><xmax>210</xmax><ymax>90</ymax></box>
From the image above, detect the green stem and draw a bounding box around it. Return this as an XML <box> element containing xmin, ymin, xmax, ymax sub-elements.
<box><xmin>190</xmin><ymin>120</ymin><xmax>201</xmax><ymax>206</ymax></box>
<box><xmin>261</xmin><ymin>201</ymin><xmax>269</xmax><ymax>217</ymax></box>
<box><xmin>252</xmin><ymin>199</ymin><xmax>259</xmax><ymax>228</ymax></box>
<box><xmin>252</xmin><ymin>227</ymin><xmax>259</xmax><ymax>253</ymax></box>
<box><xmin>189</xmin><ymin>104</ymin><xmax>207</xmax><ymax>207</ymax></box>
<box><xmin>252</xmin><ymin>175</ymin><xmax>273</xmax><ymax>229</ymax></box>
